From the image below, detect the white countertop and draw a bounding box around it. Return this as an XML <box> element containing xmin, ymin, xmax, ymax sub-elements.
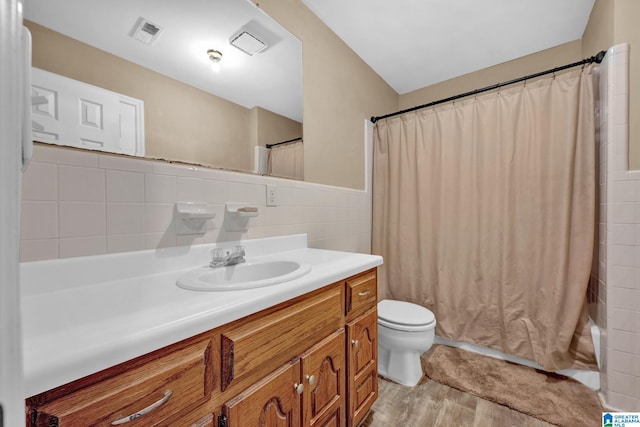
<box><xmin>20</xmin><ymin>234</ymin><xmax>382</xmax><ymax>397</ymax></box>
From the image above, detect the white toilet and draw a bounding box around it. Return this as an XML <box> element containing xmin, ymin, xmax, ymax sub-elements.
<box><xmin>377</xmin><ymin>299</ymin><xmax>436</xmax><ymax>386</ymax></box>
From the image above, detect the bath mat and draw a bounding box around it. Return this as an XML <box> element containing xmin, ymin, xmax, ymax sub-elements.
<box><xmin>422</xmin><ymin>344</ymin><xmax>603</xmax><ymax>427</ymax></box>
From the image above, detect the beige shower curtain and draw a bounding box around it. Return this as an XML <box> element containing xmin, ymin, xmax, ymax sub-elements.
<box><xmin>268</xmin><ymin>141</ymin><xmax>304</xmax><ymax>180</ymax></box>
<box><xmin>372</xmin><ymin>66</ymin><xmax>598</xmax><ymax>371</ymax></box>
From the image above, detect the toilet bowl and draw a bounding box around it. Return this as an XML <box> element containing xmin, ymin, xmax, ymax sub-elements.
<box><xmin>377</xmin><ymin>299</ymin><xmax>436</xmax><ymax>386</ymax></box>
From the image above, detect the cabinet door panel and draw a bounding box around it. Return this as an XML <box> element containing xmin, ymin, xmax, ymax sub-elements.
<box><xmin>301</xmin><ymin>330</ymin><xmax>345</xmax><ymax>427</ymax></box>
<box><xmin>33</xmin><ymin>339</ymin><xmax>211</xmax><ymax>427</ymax></box>
<box><xmin>312</xmin><ymin>408</ymin><xmax>340</xmax><ymax>427</ymax></box>
<box><xmin>223</xmin><ymin>360</ymin><xmax>301</xmax><ymax>427</ymax></box>
<box><xmin>346</xmin><ymin>309</ymin><xmax>377</xmax><ymax>427</ymax></box>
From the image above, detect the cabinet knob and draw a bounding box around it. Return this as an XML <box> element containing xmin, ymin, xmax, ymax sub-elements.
<box><xmin>294</xmin><ymin>383</ymin><xmax>304</xmax><ymax>394</ymax></box>
<box><xmin>306</xmin><ymin>375</ymin><xmax>316</xmax><ymax>386</ymax></box>
<box><xmin>352</xmin><ymin>339</ymin><xmax>360</xmax><ymax>350</ymax></box>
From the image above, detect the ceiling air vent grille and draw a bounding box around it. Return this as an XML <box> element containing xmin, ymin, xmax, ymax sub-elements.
<box><xmin>230</xmin><ymin>31</ymin><xmax>267</xmax><ymax>56</ymax></box>
<box><xmin>129</xmin><ymin>17</ymin><xmax>163</xmax><ymax>45</ymax></box>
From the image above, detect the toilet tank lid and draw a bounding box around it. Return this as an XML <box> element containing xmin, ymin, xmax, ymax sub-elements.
<box><xmin>378</xmin><ymin>299</ymin><xmax>435</xmax><ymax>326</ymax></box>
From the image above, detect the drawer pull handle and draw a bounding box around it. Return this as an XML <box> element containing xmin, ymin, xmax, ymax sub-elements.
<box><xmin>306</xmin><ymin>375</ymin><xmax>316</xmax><ymax>386</ymax></box>
<box><xmin>358</xmin><ymin>289</ymin><xmax>371</xmax><ymax>297</ymax></box>
<box><xmin>111</xmin><ymin>390</ymin><xmax>172</xmax><ymax>425</ymax></box>
<box><xmin>352</xmin><ymin>339</ymin><xmax>360</xmax><ymax>350</ymax></box>
<box><xmin>294</xmin><ymin>383</ymin><xmax>304</xmax><ymax>394</ymax></box>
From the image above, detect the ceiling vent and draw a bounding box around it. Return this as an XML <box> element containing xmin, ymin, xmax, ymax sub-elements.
<box><xmin>129</xmin><ymin>17</ymin><xmax>163</xmax><ymax>45</ymax></box>
<box><xmin>229</xmin><ymin>31</ymin><xmax>267</xmax><ymax>56</ymax></box>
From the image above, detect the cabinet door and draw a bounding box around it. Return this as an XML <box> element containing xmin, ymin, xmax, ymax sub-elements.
<box><xmin>301</xmin><ymin>330</ymin><xmax>346</xmax><ymax>427</ymax></box>
<box><xmin>346</xmin><ymin>309</ymin><xmax>377</xmax><ymax>427</ymax></box>
<box><xmin>223</xmin><ymin>360</ymin><xmax>301</xmax><ymax>427</ymax></box>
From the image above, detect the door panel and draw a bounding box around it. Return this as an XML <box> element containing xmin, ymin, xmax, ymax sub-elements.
<box><xmin>346</xmin><ymin>309</ymin><xmax>377</xmax><ymax>427</ymax></box>
<box><xmin>301</xmin><ymin>330</ymin><xmax>345</xmax><ymax>427</ymax></box>
<box><xmin>30</xmin><ymin>68</ymin><xmax>144</xmax><ymax>156</ymax></box>
<box><xmin>224</xmin><ymin>360</ymin><xmax>301</xmax><ymax>427</ymax></box>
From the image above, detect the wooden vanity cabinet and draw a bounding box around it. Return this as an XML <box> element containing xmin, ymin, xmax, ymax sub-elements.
<box><xmin>26</xmin><ymin>268</ymin><xmax>378</xmax><ymax>427</ymax></box>
<box><xmin>344</xmin><ymin>270</ymin><xmax>378</xmax><ymax>427</ymax></box>
<box><xmin>221</xmin><ymin>330</ymin><xmax>346</xmax><ymax>427</ymax></box>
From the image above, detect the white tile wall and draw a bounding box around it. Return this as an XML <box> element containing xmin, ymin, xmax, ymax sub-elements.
<box><xmin>106</xmin><ymin>170</ymin><xmax>145</xmax><ymax>203</ymax></box>
<box><xmin>598</xmin><ymin>43</ymin><xmax>640</xmax><ymax>411</ymax></box>
<box><xmin>58</xmin><ymin>166</ymin><xmax>105</xmax><ymax>202</ymax></box>
<box><xmin>20</xmin><ymin>145</ymin><xmax>372</xmax><ymax>262</ymax></box>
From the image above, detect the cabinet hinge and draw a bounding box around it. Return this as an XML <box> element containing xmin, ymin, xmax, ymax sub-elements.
<box><xmin>218</xmin><ymin>414</ymin><xmax>228</xmax><ymax>427</ymax></box>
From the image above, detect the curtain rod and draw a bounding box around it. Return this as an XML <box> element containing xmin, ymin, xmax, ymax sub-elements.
<box><xmin>370</xmin><ymin>50</ymin><xmax>607</xmax><ymax>124</ymax></box>
<box><xmin>266</xmin><ymin>137</ymin><xmax>303</xmax><ymax>149</ymax></box>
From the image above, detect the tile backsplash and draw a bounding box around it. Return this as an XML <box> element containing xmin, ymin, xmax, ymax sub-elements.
<box><xmin>20</xmin><ymin>144</ymin><xmax>372</xmax><ymax>262</ymax></box>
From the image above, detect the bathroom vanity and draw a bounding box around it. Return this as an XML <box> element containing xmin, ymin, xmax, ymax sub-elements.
<box><xmin>21</xmin><ymin>235</ymin><xmax>382</xmax><ymax>427</ymax></box>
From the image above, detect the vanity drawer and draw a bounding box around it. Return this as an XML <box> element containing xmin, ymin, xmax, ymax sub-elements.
<box><xmin>32</xmin><ymin>339</ymin><xmax>211</xmax><ymax>427</ymax></box>
<box><xmin>220</xmin><ymin>284</ymin><xmax>343</xmax><ymax>393</ymax></box>
<box><xmin>345</xmin><ymin>269</ymin><xmax>377</xmax><ymax>320</ymax></box>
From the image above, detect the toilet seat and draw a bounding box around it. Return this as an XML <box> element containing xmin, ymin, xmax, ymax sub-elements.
<box><xmin>378</xmin><ymin>299</ymin><xmax>435</xmax><ymax>332</ymax></box>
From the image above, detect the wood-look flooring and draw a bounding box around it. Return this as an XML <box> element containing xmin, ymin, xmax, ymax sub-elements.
<box><xmin>360</xmin><ymin>376</ymin><xmax>555</xmax><ymax>427</ymax></box>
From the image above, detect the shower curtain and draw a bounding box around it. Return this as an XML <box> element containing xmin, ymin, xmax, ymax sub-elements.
<box><xmin>268</xmin><ymin>140</ymin><xmax>304</xmax><ymax>180</ymax></box>
<box><xmin>372</xmin><ymin>66</ymin><xmax>598</xmax><ymax>371</ymax></box>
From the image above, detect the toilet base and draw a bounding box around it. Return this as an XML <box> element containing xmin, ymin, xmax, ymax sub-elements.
<box><xmin>378</xmin><ymin>347</ymin><xmax>424</xmax><ymax>387</ymax></box>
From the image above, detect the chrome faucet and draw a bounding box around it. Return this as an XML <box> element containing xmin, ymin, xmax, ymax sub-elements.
<box><xmin>210</xmin><ymin>245</ymin><xmax>246</xmax><ymax>268</ymax></box>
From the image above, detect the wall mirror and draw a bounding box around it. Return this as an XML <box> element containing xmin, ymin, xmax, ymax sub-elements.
<box><xmin>24</xmin><ymin>0</ymin><xmax>304</xmax><ymax>180</ymax></box>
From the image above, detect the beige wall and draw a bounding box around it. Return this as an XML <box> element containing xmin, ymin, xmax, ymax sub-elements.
<box><xmin>251</xmin><ymin>107</ymin><xmax>302</xmax><ymax>148</ymax></box>
<box><xmin>27</xmin><ymin>0</ymin><xmax>400</xmax><ymax>190</ymax></box>
<box><xmin>582</xmin><ymin>0</ymin><xmax>614</xmax><ymax>58</ymax></box>
<box><xmin>399</xmin><ymin>41</ymin><xmax>583</xmax><ymax>110</ymax></box>
<box><xmin>399</xmin><ymin>1</ymin><xmax>639</xmax><ymax>170</ymax></box>
<box><xmin>26</xmin><ymin>20</ymin><xmax>254</xmax><ymax>173</ymax></box>
<box><xmin>31</xmin><ymin>1</ymin><xmax>632</xmax><ymax>188</ymax></box>
<box><xmin>255</xmin><ymin>0</ymin><xmax>398</xmax><ymax>189</ymax></box>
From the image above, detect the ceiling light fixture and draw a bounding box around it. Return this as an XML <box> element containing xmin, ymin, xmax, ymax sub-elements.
<box><xmin>207</xmin><ymin>49</ymin><xmax>223</xmax><ymax>72</ymax></box>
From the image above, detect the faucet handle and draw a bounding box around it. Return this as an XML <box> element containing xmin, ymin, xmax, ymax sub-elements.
<box><xmin>211</xmin><ymin>248</ymin><xmax>226</xmax><ymax>261</ymax></box>
<box><xmin>234</xmin><ymin>245</ymin><xmax>245</xmax><ymax>255</ymax></box>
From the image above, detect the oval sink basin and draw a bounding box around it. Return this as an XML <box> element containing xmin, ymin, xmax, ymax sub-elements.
<box><xmin>177</xmin><ymin>260</ymin><xmax>312</xmax><ymax>291</ymax></box>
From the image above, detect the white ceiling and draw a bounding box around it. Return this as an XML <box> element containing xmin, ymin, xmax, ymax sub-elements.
<box><xmin>24</xmin><ymin>0</ymin><xmax>303</xmax><ymax>122</ymax></box>
<box><xmin>301</xmin><ymin>0</ymin><xmax>596</xmax><ymax>94</ymax></box>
